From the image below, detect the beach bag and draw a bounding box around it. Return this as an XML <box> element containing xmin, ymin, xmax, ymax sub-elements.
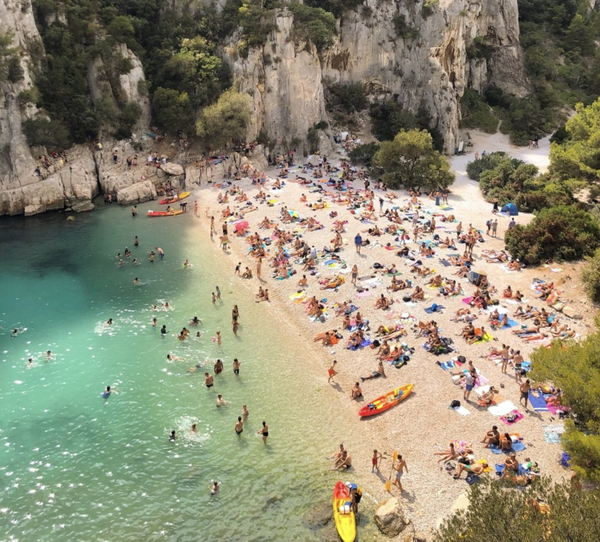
<box><xmin>457</xmin><ymin>355</ymin><xmax>466</xmax><ymax>363</ymax></box>
<box><xmin>402</xmin><ymin>296</ymin><xmax>411</xmax><ymax>302</ymax></box>
<box><xmin>450</xmin><ymin>400</ymin><xmax>461</xmax><ymax>408</ymax></box>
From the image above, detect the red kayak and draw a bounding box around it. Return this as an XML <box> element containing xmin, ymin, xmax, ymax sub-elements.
<box><xmin>358</xmin><ymin>384</ymin><xmax>414</xmax><ymax>417</ymax></box>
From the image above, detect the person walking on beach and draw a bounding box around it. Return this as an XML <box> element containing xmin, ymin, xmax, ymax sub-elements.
<box><xmin>351</xmin><ymin>264</ymin><xmax>358</xmax><ymax>286</ymax></box>
<box><xmin>232</xmin><ymin>305</ymin><xmax>239</xmax><ymax>322</ymax></box>
<box><xmin>233</xmin><ymin>358</ymin><xmax>240</xmax><ymax>375</ymax></box>
<box><xmin>491</xmin><ymin>219</ymin><xmax>498</xmax><ymax>237</ymax></box>
<box><xmin>520</xmin><ymin>379</ymin><xmax>531</xmax><ymax>409</ymax></box>
<box><xmin>216</xmin><ymin>286</ymin><xmax>221</xmax><ymax>300</ymax></box>
<box><xmin>194</xmin><ymin>200</ymin><xmax>199</xmax><ymax>217</ymax></box>
<box><xmin>258</xmin><ymin>421</ymin><xmax>269</xmax><ymax>444</ymax></box>
<box><xmin>508</xmin><ymin>218</ymin><xmax>516</xmax><ymax>230</ymax></box>
<box><xmin>328</xmin><ymin>360</ymin><xmax>338</xmax><ymax>383</ymax></box>
<box><xmin>235</xmin><ymin>416</ymin><xmax>244</xmax><ymax>435</ymax></box>
<box><xmin>257</xmin><ymin>257</ymin><xmax>262</xmax><ymax>281</ymax></box>
<box><xmin>235</xmin><ymin>262</ymin><xmax>241</xmax><ymax>275</ymax></box>
<box><xmin>354</xmin><ymin>233</ymin><xmax>363</xmax><ymax>254</ymax></box>
<box><xmin>463</xmin><ymin>371</ymin><xmax>475</xmax><ymax>402</ymax></box>
<box><xmin>232</xmin><ymin>320</ymin><xmax>239</xmax><ymax>335</ymax></box>
<box><xmin>372</xmin><ymin>450</ymin><xmax>383</xmax><ymax>473</ymax></box>
<box><xmin>210</xmin><ymin>216</ymin><xmax>215</xmax><ymax>240</ymax></box>
<box><xmin>393</xmin><ymin>455</ymin><xmax>408</xmax><ymax>492</ymax></box>
<box><xmin>212</xmin><ymin>292</ymin><xmax>217</xmax><ymax>305</ymax></box>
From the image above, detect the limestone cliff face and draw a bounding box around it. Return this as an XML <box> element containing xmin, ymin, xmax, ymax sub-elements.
<box><xmin>0</xmin><ymin>0</ymin><xmax>152</xmax><ymax>216</ymax></box>
<box><xmin>227</xmin><ymin>0</ymin><xmax>530</xmax><ymax>154</ymax></box>
<box><xmin>224</xmin><ymin>11</ymin><xmax>329</xmax><ymax>152</ymax></box>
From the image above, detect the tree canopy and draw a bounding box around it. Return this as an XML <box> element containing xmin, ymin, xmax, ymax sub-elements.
<box><xmin>531</xmin><ymin>327</ymin><xmax>600</xmax><ymax>483</ymax></box>
<box><xmin>504</xmin><ymin>205</ymin><xmax>600</xmax><ymax>265</ymax></box>
<box><xmin>195</xmin><ymin>88</ymin><xmax>252</xmax><ymax>148</ymax></box>
<box><xmin>435</xmin><ymin>476</ymin><xmax>600</xmax><ymax>542</ymax></box>
<box><xmin>373</xmin><ymin>129</ymin><xmax>454</xmax><ymax>191</ymax></box>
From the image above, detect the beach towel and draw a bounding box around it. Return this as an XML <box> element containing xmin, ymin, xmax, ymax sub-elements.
<box><xmin>490</xmin><ymin>441</ymin><xmax>527</xmax><ymax>454</ymax></box>
<box><xmin>439</xmin><ymin>259</ymin><xmax>452</xmax><ymax>267</ymax></box>
<box><xmin>528</xmin><ymin>391</ymin><xmax>548</xmax><ymax>411</ymax></box>
<box><xmin>502</xmin><ymin>319</ymin><xmax>519</xmax><ymax>329</ymax></box>
<box><xmin>424</xmin><ymin>303</ymin><xmax>444</xmax><ymax>314</ymax></box>
<box><xmin>465</xmin><ymin>474</ymin><xmax>480</xmax><ymax>485</ymax></box>
<box><xmin>488</xmin><ymin>401</ymin><xmax>518</xmax><ymax>417</ymax></box>
<box><xmin>454</xmin><ymin>405</ymin><xmax>470</xmax><ymax>416</ymax></box>
<box><xmin>438</xmin><ymin>360</ymin><xmax>456</xmax><ymax>370</ymax></box>
<box><xmin>462</xmin><ymin>296</ymin><xmax>473</xmax><ymax>305</ymax></box>
<box><xmin>472</xmin><ymin>332</ymin><xmax>493</xmax><ymax>343</ymax></box>
<box><xmin>500</xmin><ymin>410</ymin><xmax>525</xmax><ymax>425</ymax></box>
<box><xmin>543</xmin><ymin>424</ymin><xmax>565</xmax><ymax>444</ymax></box>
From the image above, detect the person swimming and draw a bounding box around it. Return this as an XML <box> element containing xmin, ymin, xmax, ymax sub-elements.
<box><xmin>133</xmin><ymin>277</ymin><xmax>140</xmax><ymax>286</ymax></box>
<box><xmin>103</xmin><ymin>385</ymin><xmax>117</xmax><ymax>399</ymax></box>
<box><xmin>169</xmin><ymin>430</ymin><xmax>176</xmax><ymax>442</ymax></box>
<box><xmin>106</xmin><ymin>318</ymin><xmax>113</xmax><ymax>326</ymax></box>
<box><xmin>190</xmin><ymin>316</ymin><xmax>201</xmax><ymax>326</ymax></box>
<box><xmin>210</xmin><ymin>481</ymin><xmax>219</xmax><ymax>495</ymax></box>
<box><xmin>191</xmin><ymin>423</ymin><xmax>198</xmax><ymax>434</ymax></box>
<box><xmin>216</xmin><ymin>394</ymin><xmax>227</xmax><ymax>407</ymax></box>
<box><xmin>160</xmin><ymin>325</ymin><xmax>168</xmax><ymax>337</ymax></box>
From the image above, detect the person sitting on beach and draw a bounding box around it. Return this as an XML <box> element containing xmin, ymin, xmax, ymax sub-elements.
<box><xmin>410</xmin><ymin>286</ymin><xmax>425</xmax><ymax>301</ymax></box>
<box><xmin>478</xmin><ymin>387</ymin><xmax>498</xmax><ymax>407</ymax></box>
<box><xmin>351</xmin><ymin>382</ymin><xmax>363</xmax><ymax>400</ymax></box>
<box><xmin>333</xmin><ymin>450</ymin><xmax>352</xmax><ymax>470</ymax></box>
<box><xmin>435</xmin><ymin>442</ymin><xmax>458</xmax><ymax>463</ymax></box>
<box><xmin>481</xmin><ymin>425</ymin><xmax>500</xmax><ymax>447</ymax></box>
<box><xmin>361</xmin><ymin>360</ymin><xmax>386</xmax><ymax>381</ymax></box>
<box><xmin>503</xmin><ymin>285</ymin><xmax>514</xmax><ymax>299</ymax></box>
<box><xmin>427</xmin><ymin>274</ymin><xmax>443</xmax><ymax>288</ymax></box>
<box><xmin>467</xmin><ymin>326</ymin><xmax>486</xmax><ymax>344</ymax></box>
<box><xmin>241</xmin><ymin>267</ymin><xmax>253</xmax><ymax>279</ymax></box>
<box><xmin>503</xmin><ymin>453</ymin><xmax>519</xmax><ymax>478</ymax></box>
<box><xmin>453</xmin><ymin>461</ymin><xmax>487</xmax><ymax>479</ymax></box>
<box><xmin>377</xmin><ymin>340</ymin><xmax>391</xmax><ymax>359</ymax></box>
<box><xmin>375</xmin><ymin>294</ymin><xmax>391</xmax><ymax>310</ymax></box>
<box><xmin>461</xmin><ymin>322</ymin><xmax>475</xmax><ymax>341</ymax></box>
<box><xmin>507</xmin><ymin>260</ymin><xmax>522</xmax><ymax>271</ymax></box>
<box><xmin>388</xmin><ymin>276</ymin><xmax>408</xmax><ymax>292</ymax></box>
<box><xmin>499</xmin><ymin>433</ymin><xmax>513</xmax><ymax>452</ymax></box>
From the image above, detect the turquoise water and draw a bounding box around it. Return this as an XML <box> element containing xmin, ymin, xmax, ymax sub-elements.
<box><xmin>0</xmin><ymin>203</ymin><xmax>363</xmax><ymax>541</ymax></box>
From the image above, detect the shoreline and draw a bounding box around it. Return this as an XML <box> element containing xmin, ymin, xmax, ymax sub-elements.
<box><xmin>190</xmin><ymin>130</ymin><xmax>592</xmax><ymax>535</ymax></box>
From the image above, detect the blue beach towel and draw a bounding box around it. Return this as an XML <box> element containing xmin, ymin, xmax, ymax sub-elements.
<box><xmin>490</xmin><ymin>441</ymin><xmax>527</xmax><ymax>454</ymax></box>
<box><xmin>528</xmin><ymin>391</ymin><xmax>548</xmax><ymax>411</ymax></box>
<box><xmin>424</xmin><ymin>303</ymin><xmax>444</xmax><ymax>314</ymax></box>
<box><xmin>439</xmin><ymin>259</ymin><xmax>452</xmax><ymax>267</ymax></box>
<box><xmin>439</xmin><ymin>361</ymin><xmax>456</xmax><ymax>370</ymax></box>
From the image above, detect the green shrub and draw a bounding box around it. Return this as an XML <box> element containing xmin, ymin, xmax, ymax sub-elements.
<box><xmin>23</xmin><ymin>118</ymin><xmax>71</xmax><ymax>149</ymax></box>
<box><xmin>303</xmin><ymin>0</ymin><xmax>363</xmax><ymax>18</ymax></box>
<box><xmin>348</xmin><ymin>142</ymin><xmax>380</xmax><ymax>168</ymax></box>
<box><xmin>465</xmin><ymin>151</ymin><xmax>508</xmax><ymax>181</ymax></box>
<box><xmin>582</xmin><ymin>248</ymin><xmax>600</xmax><ymax>303</ymax></box>
<box><xmin>392</xmin><ymin>14</ymin><xmax>418</xmax><ymax>40</ymax></box>
<box><xmin>505</xmin><ymin>205</ymin><xmax>600</xmax><ymax>264</ymax></box>
<box><xmin>289</xmin><ymin>2</ymin><xmax>337</xmax><ymax>53</ymax></box>
<box><xmin>369</xmin><ymin>101</ymin><xmax>418</xmax><ymax>141</ymax></box>
<box><xmin>459</xmin><ymin>89</ymin><xmax>498</xmax><ymax>133</ymax></box>
<box><xmin>466</xmin><ymin>36</ymin><xmax>494</xmax><ymax>61</ymax></box>
<box><xmin>18</xmin><ymin>87</ymin><xmax>40</xmax><ymax>106</ymax></box>
<box><xmin>152</xmin><ymin>87</ymin><xmax>194</xmax><ymax>134</ymax></box>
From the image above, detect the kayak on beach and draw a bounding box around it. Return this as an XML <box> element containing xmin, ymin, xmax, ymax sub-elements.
<box><xmin>358</xmin><ymin>384</ymin><xmax>414</xmax><ymax>417</ymax></box>
<box><xmin>333</xmin><ymin>481</ymin><xmax>356</xmax><ymax>542</ymax></box>
<box><xmin>159</xmin><ymin>191</ymin><xmax>190</xmax><ymax>205</ymax></box>
<box><xmin>146</xmin><ymin>210</ymin><xmax>183</xmax><ymax>217</ymax></box>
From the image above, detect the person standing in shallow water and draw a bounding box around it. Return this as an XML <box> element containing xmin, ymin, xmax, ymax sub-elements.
<box><xmin>235</xmin><ymin>416</ymin><xmax>244</xmax><ymax>435</ymax></box>
<box><xmin>233</xmin><ymin>358</ymin><xmax>240</xmax><ymax>375</ymax></box>
<box><xmin>258</xmin><ymin>421</ymin><xmax>269</xmax><ymax>444</ymax></box>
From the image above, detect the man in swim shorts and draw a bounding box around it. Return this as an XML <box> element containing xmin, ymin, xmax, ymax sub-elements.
<box><xmin>233</xmin><ymin>358</ymin><xmax>240</xmax><ymax>375</ymax></box>
<box><xmin>235</xmin><ymin>417</ymin><xmax>244</xmax><ymax>435</ymax></box>
<box><xmin>393</xmin><ymin>455</ymin><xmax>408</xmax><ymax>491</ymax></box>
<box><xmin>205</xmin><ymin>373</ymin><xmax>214</xmax><ymax>388</ymax></box>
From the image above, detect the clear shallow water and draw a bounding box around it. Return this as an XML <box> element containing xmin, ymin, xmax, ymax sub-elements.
<box><xmin>0</xmin><ymin>204</ymin><xmax>361</xmax><ymax>542</ymax></box>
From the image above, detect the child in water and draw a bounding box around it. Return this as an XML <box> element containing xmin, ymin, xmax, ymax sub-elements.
<box><xmin>210</xmin><ymin>481</ymin><xmax>219</xmax><ymax>495</ymax></box>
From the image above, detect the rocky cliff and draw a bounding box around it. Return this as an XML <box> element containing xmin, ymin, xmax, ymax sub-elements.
<box><xmin>226</xmin><ymin>0</ymin><xmax>530</xmax><ymax>155</ymax></box>
<box><xmin>0</xmin><ymin>0</ymin><xmax>530</xmax><ymax>215</ymax></box>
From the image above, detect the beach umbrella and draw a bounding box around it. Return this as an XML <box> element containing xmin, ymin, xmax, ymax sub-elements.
<box><xmin>234</xmin><ymin>220</ymin><xmax>249</xmax><ymax>232</ymax></box>
<box><xmin>289</xmin><ymin>210</ymin><xmax>299</xmax><ymax>218</ymax></box>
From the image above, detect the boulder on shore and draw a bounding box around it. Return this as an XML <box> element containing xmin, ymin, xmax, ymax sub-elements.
<box><xmin>374</xmin><ymin>497</ymin><xmax>408</xmax><ymax>537</ymax></box>
<box><xmin>160</xmin><ymin>162</ymin><xmax>185</xmax><ymax>176</ymax></box>
<box><xmin>116</xmin><ymin>181</ymin><xmax>157</xmax><ymax>205</ymax></box>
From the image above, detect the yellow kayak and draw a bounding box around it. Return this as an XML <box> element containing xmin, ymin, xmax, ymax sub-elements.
<box><xmin>333</xmin><ymin>482</ymin><xmax>356</xmax><ymax>542</ymax></box>
<box><xmin>159</xmin><ymin>191</ymin><xmax>191</xmax><ymax>205</ymax></box>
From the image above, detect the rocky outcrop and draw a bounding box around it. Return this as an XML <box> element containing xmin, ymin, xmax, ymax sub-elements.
<box><xmin>322</xmin><ymin>0</ymin><xmax>530</xmax><ymax>153</ymax></box>
<box><xmin>160</xmin><ymin>163</ymin><xmax>185</xmax><ymax>176</ymax></box>
<box><xmin>116</xmin><ymin>180</ymin><xmax>157</xmax><ymax>205</ymax></box>
<box><xmin>87</xmin><ymin>43</ymin><xmax>151</xmax><ymax>130</ymax></box>
<box><xmin>374</xmin><ymin>497</ymin><xmax>409</xmax><ymax>537</ymax></box>
<box><xmin>224</xmin><ymin>11</ymin><xmax>329</xmax><ymax>153</ymax></box>
<box><xmin>225</xmin><ymin>0</ymin><xmax>530</xmax><ymax>155</ymax></box>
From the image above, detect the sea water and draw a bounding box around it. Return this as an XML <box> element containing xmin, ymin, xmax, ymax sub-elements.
<box><xmin>0</xmin><ymin>203</ymin><xmax>368</xmax><ymax>541</ymax></box>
